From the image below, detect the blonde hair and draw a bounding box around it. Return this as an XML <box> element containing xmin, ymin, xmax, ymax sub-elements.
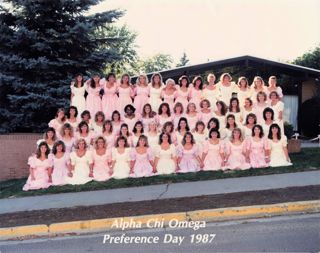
<box><xmin>252</xmin><ymin>76</ymin><xmax>265</xmax><ymax>89</ymax></box>
<box><xmin>231</xmin><ymin>128</ymin><xmax>243</xmax><ymax>142</ymax></box>
<box><xmin>200</xmin><ymin>99</ymin><xmax>211</xmax><ymax>108</ymax></box>
<box><xmin>165</xmin><ymin>78</ymin><xmax>175</xmax><ymax>86</ymax></box>
<box><xmin>268</xmin><ymin>76</ymin><xmax>277</xmax><ymax>86</ymax></box>
<box><xmin>219</xmin><ymin>73</ymin><xmax>232</xmax><ymax>82</ymax></box>
<box><xmin>186</xmin><ymin>102</ymin><xmax>197</xmax><ymax>113</ymax></box>
<box><xmin>60</xmin><ymin>123</ymin><xmax>74</xmax><ymax>138</ymax></box>
<box><xmin>207</xmin><ymin>73</ymin><xmax>216</xmax><ymax>83</ymax></box>
<box><xmin>136</xmin><ymin>73</ymin><xmax>149</xmax><ymax>86</ymax></box>
<box><xmin>237</xmin><ymin>76</ymin><xmax>249</xmax><ymax>88</ymax></box>
<box><xmin>75</xmin><ymin>138</ymin><xmax>88</xmax><ymax>150</ymax></box>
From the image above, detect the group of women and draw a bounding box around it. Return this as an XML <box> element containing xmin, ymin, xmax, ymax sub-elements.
<box><xmin>23</xmin><ymin>72</ymin><xmax>292</xmax><ymax>191</ymax></box>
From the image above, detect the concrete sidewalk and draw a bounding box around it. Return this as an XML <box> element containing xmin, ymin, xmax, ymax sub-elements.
<box><xmin>0</xmin><ymin>171</ymin><xmax>319</xmax><ymax>215</ymax></box>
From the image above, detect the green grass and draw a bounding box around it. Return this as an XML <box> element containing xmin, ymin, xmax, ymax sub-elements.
<box><xmin>1</xmin><ymin>148</ymin><xmax>319</xmax><ymax>199</ymax></box>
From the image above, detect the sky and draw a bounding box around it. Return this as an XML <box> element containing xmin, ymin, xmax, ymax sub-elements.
<box><xmin>90</xmin><ymin>0</ymin><xmax>320</xmax><ymax>65</ymax></box>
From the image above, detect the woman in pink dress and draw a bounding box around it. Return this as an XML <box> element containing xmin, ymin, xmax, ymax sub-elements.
<box><xmin>118</xmin><ymin>74</ymin><xmax>134</xmax><ymax>116</ymax></box>
<box><xmin>202</xmin><ymin>128</ymin><xmax>225</xmax><ymax>171</ymax></box>
<box><xmin>59</xmin><ymin>123</ymin><xmax>76</xmax><ymax>153</ymax></box>
<box><xmin>253</xmin><ymin>91</ymin><xmax>269</xmax><ymax>124</ymax></box>
<box><xmin>101</xmin><ymin>73</ymin><xmax>119</xmax><ymax>119</ymax></box>
<box><xmin>101</xmin><ymin>120</ymin><xmax>116</xmax><ymax>149</ymax></box>
<box><xmin>227</xmin><ymin>97</ymin><xmax>243</xmax><ymax>124</ymax></box>
<box><xmin>173</xmin><ymin>102</ymin><xmax>185</xmax><ymax>129</ymax></box>
<box><xmin>48</xmin><ymin>108</ymin><xmax>66</xmax><ymax>139</ymax></box>
<box><xmin>235</xmin><ymin>76</ymin><xmax>252</xmax><ymax>107</ymax></box>
<box><xmin>49</xmin><ymin>141</ymin><xmax>71</xmax><ymax>186</ymax></box>
<box><xmin>36</xmin><ymin>127</ymin><xmax>57</xmax><ymax>152</ymax></box>
<box><xmin>246</xmin><ymin>125</ymin><xmax>270</xmax><ymax>168</ymax></box>
<box><xmin>175</xmin><ymin>117</ymin><xmax>190</xmax><ymax>145</ymax></box>
<box><xmin>202</xmin><ymin>73</ymin><xmax>220</xmax><ymax>111</ymax></box>
<box><xmin>225</xmin><ymin>128</ymin><xmax>250</xmax><ymax>170</ymax></box>
<box><xmin>141</xmin><ymin>103</ymin><xmax>157</xmax><ymax>130</ymax></box>
<box><xmin>85</xmin><ymin>74</ymin><xmax>102</xmax><ymax>118</ymax></box>
<box><xmin>23</xmin><ymin>142</ymin><xmax>52</xmax><ymax>191</ymax></box>
<box><xmin>156</xmin><ymin>102</ymin><xmax>173</xmax><ymax>129</ymax></box>
<box><xmin>130</xmin><ymin>135</ymin><xmax>155</xmax><ymax>178</ymax></box>
<box><xmin>207</xmin><ymin>117</ymin><xmax>220</xmax><ymax>132</ymax></box>
<box><xmin>119</xmin><ymin>123</ymin><xmax>134</xmax><ymax>147</ymax></box>
<box><xmin>145</xmin><ymin>120</ymin><xmax>159</xmax><ymax>156</ymax></box>
<box><xmin>149</xmin><ymin>73</ymin><xmax>163</xmax><ymax>112</ymax></box>
<box><xmin>75</xmin><ymin>121</ymin><xmax>94</xmax><ymax>148</ymax></box>
<box><xmin>70</xmin><ymin>73</ymin><xmax>86</xmax><ymax>117</ymax></box>
<box><xmin>161</xmin><ymin>78</ymin><xmax>176</xmax><ymax>111</ymax></box>
<box><xmin>243</xmin><ymin>113</ymin><xmax>257</xmax><ymax>138</ymax></box>
<box><xmin>80</xmin><ymin>110</ymin><xmax>93</xmax><ymax>130</ymax></box>
<box><xmin>221</xmin><ymin>114</ymin><xmax>241</xmax><ymax>140</ymax></box>
<box><xmin>199</xmin><ymin>99</ymin><xmax>213</xmax><ymax>127</ymax></box>
<box><xmin>111</xmin><ymin>110</ymin><xmax>122</xmax><ymax>135</ymax></box>
<box><xmin>174</xmin><ymin>75</ymin><xmax>190</xmax><ymax>109</ymax></box>
<box><xmin>132</xmin><ymin>121</ymin><xmax>144</xmax><ymax>147</ymax></box>
<box><xmin>133</xmin><ymin>74</ymin><xmax>150</xmax><ymax>114</ymax></box>
<box><xmin>162</xmin><ymin>121</ymin><xmax>177</xmax><ymax>145</ymax></box>
<box><xmin>213</xmin><ymin>101</ymin><xmax>227</xmax><ymax>128</ymax></box>
<box><xmin>92</xmin><ymin>136</ymin><xmax>112</xmax><ymax>181</ymax></box>
<box><xmin>189</xmin><ymin>76</ymin><xmax>204</xmax><ymax>110</ymax></box>
<box><xmin>177</xmin><ymin>132</ymin><xmax>203</xmax><ymax>173</ymax></box>
<box><xmin>185</xmin><ymin>102</ymin><xmax>201</xmax><ymax>131</ymax></box>
<box><xmin>269</xmin><ymin>91</ymin><xmax>284</xmax><ymax>131</ymax></box>
<box><xmin>262</xmin><ymin>108</ymin><xmax>276</xmax><ymax>138</ymax></box>
<box><xmin>66</xmin><ymin>106</ymin><xmax>79</xmax><ymax>130</ymax></box>
<box><xmin>241</xmin><ymin>98</ymin><xmax>254</xmax><ymax>125</ymax></box>
<box><xmin>123</xmin><ymin>104</ymin><xmax>140</xmax><ymax>132</ymax></box>
<box><xmin>193</xmin><ymin>121</ymin><xmax>207</xmax><ymax>153</ymax></box>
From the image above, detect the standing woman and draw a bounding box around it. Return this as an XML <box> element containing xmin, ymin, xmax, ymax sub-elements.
<box><xmin>177</xmin><ymin>132</ymin><xmax>202</xmax><ymax>173</ymax></box>
<box><xmin>141</xmin><ymin>103</ymin><xmax>157</xmax><ymax>130</ymax></box>
<box><xmin>91</xmin><ymin>111</ymin><xmax>105</xmax><ymax>135</ymax></box>
<box><xmin>66</xmin><ymin>139</ymin><xmax>93</xmax><ymax>185</ymax></box>
<box><xmin>37</xmin><ymin>127</ymin><xmax>56</xmax><ymax>151</ymax></box>
<box><xmin>253</xmin><ymin>91</ymin><xmax>269</xmax><ymax>124</ymax></box>
<box><xmin>174</xmin><ymin>75</ymin><xmax>190</xmax><ymax>109</ymax></box>
<box><xmin>70</xmin><ymin>73</ymin><xmax>86</xmax><ymax>117</ymax></box>
<box><xmin>102</xmin><ymin>120</ymin><xmax>115</xmax><ymax>149</ymax></box>
<box><xmin>246</xmin><ymin>125</ymin><xmax>270</xmax><ymax>168</ymax></box>
<box><xmin>145</xmin><ymin>120</ymin><xmax>159</xmax><ymax>156</ymax></box>
<box><xmin>161</xmin><ymin>78</ymin><xmax>176</xmax><ymax>111</ymax></box>
<box><xmin>217</xmin><ymin>73</ymin><xmax>237</xmax><ymax>105</ymax></box>
<box><xmin>175</xmin><ymin>117</ymin><xmax>190</xmax><ymax>145</ymax></box>
<box><xmin>23</xmin><ymin>142</ymin><xmax>52</xmax><ymax>191</ymax></box>
<box><xmin>172</xmin><ymin>102</ymin><xmax>185</xmax><ymax>129</ymax></box>
<box><xmin>207</xmin><ymin>117</ymin><xmax>220</xmax><ymax>132</ymax></box>
<box><xmin>156</xmin><ymin>102</ymin><xmax>173</xmax><ymax>129</ymax></box>
<box><xmin>130</xmin><ymin>135</ymin><xmax>155</xmax><ymax>178</ymax></box>
<box><xmin>66</xmin><ymin>106</ymin><xmax>79</xmax><ymax>130</ymax></box>
<box><xmin>162</xmin><ymin>121</ymin><xmax>177</xmax><ymax>145</ymax></box>
<box><xmin>268</xmin><ymin>124</ymin><xmax>292</xmax><ymax>167</ymax></box>
<box><xmin>243</xmin><ymin>113</ymin><xmax>257</xmax><ymax>138</ymax></box>
<box><xmin>202</xmin><ymin>128</ymin><xmax>225</xmax><ymax>171</ymax></box>
<box><xmin>118</xmin><ymin>74</ymin><xmax>134</xmax><ymax>117</ymax></box>
<box><xmin>199</xmin><ymin>99</ymin><xmax>213</xmax><ymax>127</ymax></box>
<box><xmin>267</xmin><ymin>76</ymin><xmax>283</xmax><ymax>99</ymax></box>
<box><xmin>154</xmin><ymin>133</ymin><xmax>177</xmax><ymax>175</ymax></box>
<box><xmin>59</xmin><ymin>123</ymin><xmax>75</xmax><ymax>153</ymax></box>
<box><xmin>221</xmin><ymin>114</ymin><xmax>239</xmax><ymax>140</ymax></box>
<box><xmin>101</xmin><ymin>73</ymin><xmax>119</xmax><ymax>119</ymax></box>
<box><xmin>202</xmin><ymin>73</ymin><xmax>220</xmax><ymax>110</ymax></box>
<box><xmin>92</xmin><ymin>136</ymin><xmax>112</xmax><ymax>181</ymax></box>
<box><xmin>85</xmin><ymin>74</ymin><xmax>102</xmax><ymax>118</ymax></box>
<box><xmin>123</xmin><ymin>104</ymin><xmax>140</xmax><ymax>132</ymax></box>
<box><xmin>111</xmin><ymin>110</ymin><xmax>122</xmax><ymax>135</ymax></box>
<box><xmin>48</xmin><ymin>108</ymin><xmax>66</xmax><ymax>139</ymax></box>
<box><xmin>119</xmin><ymin>123</ymin><xmax>134</xmax><ymax>147</ymax></box>
<box><xmin>227</xmin><ymin>97</ymin><xmax>243</xmax><ymax>124</ymax></box>
<box><xmin>236</xmin><ymin>76</ymin><xmax>252</xmax><ymax>107</ymax></box>
<box><xmin>49</xmin><ymin>141</ymin><xmax>70</xmax><ymax>186</ymax></box>
<box><xmin>185</xmin><ymin>102</ymin><xmax>201</xmax><ymax>131</ymax></box>
<box><xmin>241</xmin><ymin>98</ymin><xmax>254</xmax><ymax>125</ymax></box>
<box><xmin>213</xmin><ymin>101</ymin><xmax>227</xmax><ymax>129</ymax></box>
<box><xmin>111</xmin><ymin>136</ymin><xmax>132</xmax><ymax>179</ymax></box>
<box><xmin>269</xmin><ymin>91</ymin><xmax>284</xmax><ymax>130</ymax></box>
<box><xmin>149</xmin><ymin>73</ymin><xmax>163</xmax><ymax>112</ymax></box>
<box><xmin>75</xmin><ymin>121</ymin><xmax>94</xmax><ymax>148</ymax></box>
<box><xmin>262</xmin><ymin>108</ymin><xmax>276</xmax><ymax>137</ymax></box>
<box><xmin>132</xmin><ymin>121</ymin><xmax>144</xmax><ymax>147</ymax></box>
<box><xmin>133</xmin><ymin>73</ymin><xmax>150</xmax><ymax>115</ymax></box>
<box><xmin>224</xmin><ymin>128</ymin><xmax>251</xmax><ymax>170</ymax></box>
<box><xmin>189</xmin><ymin>76</ymin><xmax>204</xmax><ymax>111</ymax></box>
<box><xmin>251</xmin><ymin>76</ymin><xmax>267</xmax><ymax>103</ymax></box>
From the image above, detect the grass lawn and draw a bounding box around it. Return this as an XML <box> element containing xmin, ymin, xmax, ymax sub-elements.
<box><xmin>1</xmin><ymin>148</ymin><xmax>319</xmax><ymax>199</ymax></box>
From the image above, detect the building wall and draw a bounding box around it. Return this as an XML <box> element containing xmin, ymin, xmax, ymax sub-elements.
<box><xmin>0</xmin><ymin>134</ymin><xmax>41</xmax><ymax>181</ymax></box>
<box><xmin>302</xmin><ymin>79</ymin><xmax>317</xmax><ymax>103</ymax></box>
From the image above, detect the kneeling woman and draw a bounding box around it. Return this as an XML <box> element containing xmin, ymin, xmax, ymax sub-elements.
<box><xmin>268</xmin><ymin>123</ymin><xmax>292</xmax><ymax>167</ymax></box>
<box><xmin>66</xmin><ymin>138</ymin><xmax>93</xmax><ymax>185</ymax></box>
<box><xmin>177</xmin><ymin>132</ymin><xmax>203</xmax><ymax>173</ymax></box>
<box><xmin>92</xmin><ymin>136</ymin><xmax>112</xmax><ymax>181</ymax></box>
<box><xmin>23</xmin><ymin>142</ymin><xmax>53</xmax><ymax>191</ymax></box>
<box><xmin>111</xmin><ymin>136</ymin><xmax>132</xmax><ymax>179</ymax></box>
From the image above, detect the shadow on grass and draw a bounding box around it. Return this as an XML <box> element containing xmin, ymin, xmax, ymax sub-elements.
<box><xmin>1</xmin><ymin>148</ymin><xmax>319</xmax><ymax>199</ymax></box>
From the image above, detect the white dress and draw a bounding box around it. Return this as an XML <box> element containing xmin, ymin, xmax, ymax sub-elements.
<box><xmin>202</xmin><ymin>87</ymin><xmax>220</xmax><ymax>110</ymax></box>
<box><xmin>70</xmin><ymin>85</ymin><xmax>86</xmax><ymax>117</ymax></box>
<box><xmin>216</xmin><ymin>82</ymin><xmax>237</xmax><ymax>105</ymax></box>
<box><xmin>66</xmin><ymin>150</ymin><xmax>93</xmax><ymax>185</ymax></box>
<box><xmin>268</xmin><ymin>136</ymin><xmax>292</xmax><ymax>167</ymax></box>
<box><xmin>149</xmin><ymin>86</ymin><xmax>163</xmax><ymax>112</ymax></box>
<box><xmin>118</xmin><ymin>86</ymin><xmax>133</xmax><ymax>116</ymax></box>
<box><xmin>235</xmin><ymin>87</ymin><xmax>253</xmax><ymax>107</ymax></box>
<box><xmin>146</xmin><ymin>132</ymin><xmax>159</xmax><ymax>156</ymax></box>
<box><xmin>112</xmin><ymin>148</ymin><xmax>131</xmax><ymax>179</ymax></box>
<box><xmin>49</xmin><ymin>153</ymin><xmax>70</xmax><ymax>185</ymax></box>
<box><xmin>155</xmin><ymin>144</ymin><xmax>177</xmax><ymax>175</ymax></box>
<box><xmin>59</xmin><ymin>137</ymin><xmax>76</xmax><ymax>153</ymax></box>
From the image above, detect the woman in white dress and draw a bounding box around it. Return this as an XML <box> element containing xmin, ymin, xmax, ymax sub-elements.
<box><xmin>199</xmin><ymin>99</ymin><xmax>213</xmax><ymax>127</ymax></box>
<box><xmin>253</xmin><ymin>91</ymin><xmax>269</xmax><ymax>124</ymax></box>
<box><xmin>175</xmin><ymin>117</ymin><xmax>190</xmax><ymax>145</ymax></box>
<box><xmin>213</xmin><ymin>101</ymin><xmax>227</xmax><ymax>129</ymax></box>
<box><xmin>185</xmin><ymin>102</ymin><xmax>201</xmax><ymax>131</ymax></box>
<box><xmin>251</xmin><ymin>76</ymin><xmax>268</xmax><ymax>103</ymax></box>
<box><xmin>221</xmin><ymin>114</ymin><xmax>241</xmax><ymax>140</ymax></box>
<box><xmin>243</xmin><ymin>113</ymin><xmax>257</xmax><ymax>139</ymax></box>
<box><xmin>172</xmin><ymin>102</ymin><xmax>185</xmax><ymax>129</ymax></box>
<box><xmin>202</xmin><ymin>73</ymin><xmax>220</xmax><ymax>110</ymax></box>
<box><xmin>156</xmin><ymin>102</ymin><xmax>173</xmax><ymax>129</ymax></box>
<box><xmin>101</xmin><ymin>120</ymin><xmax>116</xmax><ymax>149</ymax></box>
<box><xmin>269</xmin><ymin>91</ymin><xmax>284</xmax><ymax>131</ymax></box>
<box><xmin>118</xmin><ymin>74</ymin><xmax>134</xmax><ymax>116</ymax></box>
<box><xmin>66</xmin><ymin>138</ymin><xmax>93</xmax><ymax>185</ymax></box>
<box><xmin>241</xmin><ymin>98</ymin><xmax>254</xmax><ymax>125</ymax></box>
<box><xmin>70</xmin><ymin>74</ymin><xmax>86</xmax><ymax>117</ymax></box>
<box><xmin>189</xmin><ymin>76</ymin><xmax>203</xmax><ymax>111</ymax></box>
<box><xmin>132</xmin><ymin>121</ymin><xmax>144</xmax><ymax>147</ymax></box>
<box><xmin>162</xmin><ymin>121</ymin><xmax>177</xmax><ymax>145</ymax></box>
<box><xmin>59</xmin><ymin>123</ymin><xmax>75</xmax><ymax>153</ymax></box>
<box><xmin>141</xmin><ymin>103</ymin><xmax>157</xmax><ymax>130</ymax></box>
<box><xmin>267</xmin><ymin>124</ymin><xmax>292</xmax><ymax>167</ymax></box>
<box><xmin>267</xmin><ymin>76</ymin><xmax>283</xmax><ymax>99</ymax></box>
<box><xmin>235</xmin><ymin>76</ymin><xmax>252</xmax><ymax>107</ymax></box>
<box><xmin>149</xmin><ymin>73</ymin><xmax>163</xmax><ymax>112</ymax></box>
<box><xmin>66</xmin><ymin>106</ymin><xmax>79</xmax><ymax>130</ymax></box>
<box><xmin>91</xmin><ymin>111</ymin><xmax>105</xmax><ymax>135</ymax></box>
<box><xmin>174</xmin><ymin>75</ymin><xmax>190</xmax><ymax>110</ymax></box>
<box><xmin>37</xmin><ymin>127</ymin><xmax>57</xmax><ymax>151</ymax></box>
<box><xmin>92</xmin><ymin>136</ymin><xmax>112</xmax><ymax>181</ymax></box>
<box><xmin>111</xmin><ymin>136</ymin><xmax>132</xmax><ymax>179</ymax></box>
<box><xmin>75</xmin><ymin>121</ymin><xmax>94</xmax><ymax>148</ymax></box>
<box><xmin>154</xmin><ymin>133</ymin><xmax>177</xmax><ymax>175</ymax></box>
<box><xmin>193</xmin><ymin>121</ymin><xmax>207</xmax><ymax>153</ymax></box>
<box><xmin>145</xmin><ymin>120</ymin><xmax>159</xmax><ymax>156</ymax></box>
<box><xmin>227</xmin><ymin>97</ymin><xmax>243</xmax><ymax>124</ymax></box>
<box><xmin>216</xmin><ymin>73</ymin><xmax>237</xmax><ymax>105</ymax></box>
<box><xmin>48</xmin><ymin>108</ymin><xmax>66</xmax><ymax>139</ymax></box>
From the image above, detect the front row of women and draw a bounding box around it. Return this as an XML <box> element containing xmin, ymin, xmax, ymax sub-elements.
<box><xmin>23</xmin><ymin>123</ymin><xmax>292</xmax><ymax>191</ymax></box>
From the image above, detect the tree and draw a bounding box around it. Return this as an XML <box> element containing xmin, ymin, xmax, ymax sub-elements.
<box><xmin>292</xmin><ymin>45</ymin><xmax>320</xmax><ymax>70</ymax></box>
<box><xmin>176</xmin><ymin>52</ymin><xmax>189</xmax><ymax>67</ymax></box>
<box><xmin>0</xmin><ymin>0</ymin><xmax>127</xmax><ymax>133</ymax></box>
<box><xmin>137</xmin><ymin>53</ymin><xmax>173</xmax><ymax>73</ymax></box>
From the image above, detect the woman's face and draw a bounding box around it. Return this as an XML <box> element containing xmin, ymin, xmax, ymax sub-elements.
<box><xmin>122</xmin><ymin>75</ymin><xmax>129</xmax><ymax>84</ymax></box>
<box><xmin>245</xmin><ymin>99</ymin><xmax>251</xmax><ymax>107</ymax></box>
<box><xmin>231</xmin><ymin>100</ymin><xmax>238</xmax><ymax>107</ymax></box>
<box><xmin>240</xmin><ymin>79</ymin><xmax>247</xmax><ymax>87</ymax></box>
<box><xmin>209</xmin><ymin>121</ymin><xmax>217</xmax><ymax>129</ymax></box>
<box><xmin>228</xmin><ymin>117</ymin><xmax>235</xmax><ymax>125</ymax></box>
<box><xmin>104</xmin><ymin>123</ymin><xmax>111</xmax><ymax>131</ymax></box>
<box><xmin>145</xmin><ymin>106</ymin><xmax>151</xmax><ymax>114</ymax></box>
<box><xmin>149</xmin><ymin>123</ymin><xmax>156</xmax><ymax>131</ymax></box>
<box><xmin>185</xmin><ymin>134</ymin><xmax>192</xmax><ymax>143</ymax></box>
<box><xmin>270</xmin><ymin>93</ymin><xmax>277</xmax><ymax>101</ymax></box>
<box><xmin>223</xmin><ymin>75</ymin><xmax>230</xmax><ymax>83</ymax></box>
<box><xmin>153</xmin><ymin>75</ymin><xmax>160</xmax><ymax>84</ymax></box>
<box><xmin>58</xmin><ymin>111</ymin><xmax>65</xmax><ymax>119</ymax></box>
<box><xmin>162</xmin><ymin>134</ymin><xmax>169</xmax><ymax>142</ymax></box>
<box><xmin>248</xmin><ymin>117</ymin><xmax>255</xmax><ymax>124</ymax></box>
<box><xmin>253</xmin><ymin>127</ymin><xmax>261</xmax><ymax>136</ymax></box>
<box><xmin>210</xmin><ymin>131</ymin><xmax>218</xmax><ymax>139</ymax></box>
<box><xmin>202</xmin><ymin>101</ymin><xmax>209</xmax><ymax>109</ymax></box>
<box><xmin>136</xmin><ymin>124</ymin><xmax>142</xmax><ymax>132</ymax></box>
<box><xmin>266</xmin><ymin>112</ymin><xmax>272</xmax><ymax>119</ymax></box>
<box><xmin>255</xmin><ymin>79</ymin><xmax>262</xmax><ymax>87</ymax></box>
<box><xmin>270</xmin><ymin>79</ymin><xmax>276</xmax><ymax>86</ymax></box>
<box><xmin>40</xmin><ymin>145</ymin><xmax>47</xmax><ymax>154</ymax></box>
<box><xmin>64</xmin><ymin>128</ymin><xmax>71</xmax><ymax>135</ymax></box>
<box><xmin>181</xmin><ymin>79</ymin><xmax>187</xmax><ymax>87</ymax></box>
<box><xmin>126</xmin><ymin>107</ymin><xmax>133</xmax><ymax>115</ymax></box>
<box><xmin>78</xmin><ymin>141</ymin><xmax>86</xmax><ymax>150</ymax></box>
<box><xmin>175</xmin><ymin>105</ymin><xmax>182</xmax><ymax>113</ymax></box>
<box><xmin>57</xmin><ymin>144</ymin><xmax>63</xmax><ymax>152</ymax></box>
<box><xmin>258</xmin><ymin>94</ymin><xmax>265</xmax><ymax>102</ymax></box>
<box><xmin>138</xmin><ymin>138</ymin><xmax>146</xmax><ymax>147</ymax></box>
<box><xmin>108</xmin><ymin>75</ymin><xmax>115</xmax><ymax>83</ymax></box>
<box><xmin>208</xmin><ymin>75</ymin><xmax>215</xmax><ymax>83</ymax></box>
<box><xmin>161</xmin><ymin>105</ymin><xmax>168</xmax><ymax>113</ymax></box>
<box><xmin>271</xmin><ymin>126</ymin><xmax>278</xmax><ymax>135</ymax></box>
<box><xmin>81</xmin><ymin>125</ymin><xmax>88</xmax><ymax>133</ymax></box>
<box><xmin>139</xmin><ymin>76</ymin><xmax>146</xmax><ymax>84</ymax></box>
<box><xmin>165</xmin><ymin>125</ymin><xmax>172</xmax><ymax>133</ymax></box>
<box><xmin>217</xmin><ymin>103</ymin><xmax>222</xmax><ymax>111</ymax></box>
<box><xmin>97</xmin><ymin>115</ymin><xmax>104</xmax><ymax>122</ymax></box>
<box><xmin>189</xmin><ymin>104</ymin><xmax>196</xmax><ymax>112</ymax></box>
<box><xmin>121</xmin><ymin>127</ymin><xmax>128</xmax><ymax>135</ymax></box>
<box><xmin>70</xmin><ymin>108</ymin><xmax>76</xmax><ymax>116</ymax></box>
<box><xmin>97</xmin><ymin>139</ymin><xmax>105</xmax><ymax>148</ymax></box>
<box><xmin>47</xmin><ymin>131</ymin><xmax>54</xmax><ymax>139</ymax></box>
<box><xmin>118</xmin><ymin>139</ymin><xmax>125</xmax><ymax>147</ymax></box>
<box><xmin>76</xmin><ymin>75</ymin><xmax>83</xmax><ymax>82</ymax></box>
<box><xmin>113</xmin><ymin>113</ymin><xmax>120</xmax><ymax>121</ymax></box>
<box><xmin>83</xmin><ymin>115</ymin><xmax>90</xmax><ymax>121</ymax></box>
<box><xmin>93</xmin><ymin>76</ymin><xmax>100</xmax><ymax>83</ymax></box>
<box><xmin>180</xmin><ymin>120</ymin><xmax>187</xmax><ymax>129</ymax></box>
<box><xmin>233</xmin><ymin>130</ymin><xmax>240</xmax><ymax>140</ymax></box>
<box><xmin>197</xmin><ymin>124</ymin><xmax>204</xmax><ymax>132</ymax></box>
<box><xmin>195</xmin><ymin>79</ymin><xmax>201</xmax><ymax>87</ymax></box>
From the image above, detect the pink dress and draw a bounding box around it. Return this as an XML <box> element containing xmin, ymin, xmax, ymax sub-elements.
<box><xmin>225</xmin><ymin>141</ymin><xmax>250</xmax><ymax>170</ymax></box>
<box><xmin>162</xmin><ymin>91</ymin><xmax>175</xmax><ymax>111</ymax></box>
<box><xmin>253</xmin><ymin>102</ymin><xmax>269</xmax><ymax>124</ymax></box>
<box><xmin>102</xmin><ymin>84</ymin><xmax>119</xmax><ymax>119</ymax></box>
<box><xmin>185</xmin><ymin>113</ymin><xmax>201</xmax><ymax>131</ymax></box>
<box><xmin>156</xmin><ymin>115</ymin><xmax>173</xmax><ymax>129</ymax></box>
<box><xmin>48</xmin><ymin>119</ymin><xmax>64</xmax><ymax>139</ymax></box>
<box><xmin>59</xmin><ymin>137</ymin><xmax>75</xmax><ymax>153</ymax></box>
<box><xmin>49</xmin><ymin>153</ymin><xmax>70</xmax><ymax>185</ymax></box>
<box><xmin>177</xmin><ymin>145</ymin><xmax>200</xmax><ymax>173</ymax></box>
<box><xmin>118</xmin><ymin>86</ymin><xmax>134</xmax><ymax>116</ymax></box>
<box><xmin>246</xmin><ymin>138</ymin><xmax>270</xmax><ymax>168</ymax></box>
<box><xmin>123</xmin><ymin>115</ymin><xmax>140</xmax><ymax>132</ymax></box>
<box><xmin>23</xmin><ymin>156</ymin><xmax>52</xmax><ymax>191</ymax></box>
<box><xmin>141</xmin><ymin>116</ymin><xmax>156</xmax><ymax>131</ymax></box>
<box><xmin>134</xmin><ymin>85</ymin><xmax>150</xmax><ymax>114</ymax></box>
<box><xmin>174</xmin><ymin>87</ymin><xmax>190</xmax><ymax>109</ymax></box>
<box><xmin>189</xmin><ymin>87</ymin><xmax>203</xmax><ymax>110</ymax></box>
<box><xmin>92</xmin><ymin>149</ymin><xmax>112</xmax><ymax>181</ymax></box>
<box><xmin>200</xmin><ymin>111</ymin><xmax>213</xmax><ymax>127</ymax></box>
<box><xmin>130</xmin><ymin>148</ymin><xmax>154</xmax><ymax>177</ymax></box>
<box><xmin>173</xmin><ymin>114</ymin><xmax>184</xmax><ymax>129</ymax></box>
<box><xmin>86</xmin><ymin>86</ymin><xmax>102</xmax><ymax>118</ymax></box>
<box><xmin>203</xmin><ymin>140</ymin><xmax>224</xmax><ymax>171</ymax></box>
<box><xmin>75</xmin><ymin>132</ymin><xmax>94</xmax><ymax>148</ymax></box>
<box><xmin>102</xmin><ymin>133</ymin><xmax>116</xmax><ymax>149</ymax></box>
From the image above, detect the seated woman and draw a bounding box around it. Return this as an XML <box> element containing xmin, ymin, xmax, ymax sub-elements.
<box><xmin>23</xmin><ymin>142</ymin><xmax>53</xmax><ymax>191</ymax></box>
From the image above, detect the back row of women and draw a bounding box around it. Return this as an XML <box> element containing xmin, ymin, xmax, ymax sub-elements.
<box><xmin>23</xmin><ymin>72</ymin><xmax>292</xmax><ymax>191</ymax></box>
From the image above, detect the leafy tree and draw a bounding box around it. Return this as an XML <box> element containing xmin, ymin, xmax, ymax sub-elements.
<box><xmin>0</xmin><ymin>0</ymin><xmax>127</xmax><ymax>133</ymax></box>
<box><xmin>176</xmin><ymin>52</ymin><xmax>190</xmax><ymax>67</ymax></box>
<box><xmin>137</xmin><ymin>53</ymin><xmax>173</xmax><ymax>73</ymax></box>
<box><xmin>292</xmin><ymin>45</ymin><xmax>320</xmax><ymax>69</ymax></box>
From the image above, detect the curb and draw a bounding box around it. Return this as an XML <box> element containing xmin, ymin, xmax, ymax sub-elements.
<box><xmin>1</xmin><ymin>200</ymin><xmax>319</xmax><ymax>240</ymax></box>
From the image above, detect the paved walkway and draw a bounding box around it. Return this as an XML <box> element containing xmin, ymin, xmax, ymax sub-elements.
<box><xmin>0</xmin><ymin>171</ymin><xmax>319</xmax><ymax>214</ymax></box>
